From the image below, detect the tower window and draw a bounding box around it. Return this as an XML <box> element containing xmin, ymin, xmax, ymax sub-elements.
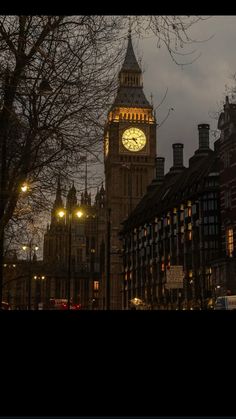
<box><xmin>94</xmin><ymin>281</ymin><xmax>99</xmax><ymax>291</ymax></box>
<box><xmin>226</xmin><ymin>227</ymin><xmax>234</xmax><ymax>257</ymax></box>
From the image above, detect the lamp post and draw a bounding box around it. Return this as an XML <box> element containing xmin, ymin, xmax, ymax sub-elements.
<box><xmin>33</xmin><ymin>275</ymin><xmax>46</xmax><ymax>309</ymax></box>
<box><xmin>58</xmin><ymin>208</ymin><xmax>84</xmax><ymax>310</ymax></box>
<box><xmin>22</xmin><ymin>242</ymin><xmax>39</xmax><ymax>310</ymax></box>
<box><xmin>0</xmin><ymin>67</ymin><xmax>52</xmax><ymax>307</ymax></box>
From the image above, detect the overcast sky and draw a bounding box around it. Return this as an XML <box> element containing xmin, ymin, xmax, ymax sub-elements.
<box><xmin>91</xmin><ymin>15</ymin><xmax>236</xmax><ymax>190</ymax></box>
<box><xmin>133</xmin><ymin>15</ymin><xmax>236</xmax><ymax>171</ymax></box>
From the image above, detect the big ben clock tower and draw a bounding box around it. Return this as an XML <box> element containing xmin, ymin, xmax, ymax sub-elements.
<box><xmin>104</xmin><ymin>30</ymin><xmax>157</xmax><ymax>309</ymax></box>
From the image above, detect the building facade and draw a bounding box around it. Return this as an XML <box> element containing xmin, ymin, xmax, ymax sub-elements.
<box><xmin>121</xmin><ymin>124</ymin><xmax>223</xmax><ymax>309</ymax></box>
<box><xmin>210</xmin><ymin>97</ymin><xmax>236</xmax><ymax>296</ymax></box>
<box><xmin>43</xmin><ymin>179</ymin><xmax>106</xmax><ymax>309</ymax></box>
<box><xmin>104</xmin><ymin>30</ymin><xmax>157</xmax><ymax>309</ymax></box>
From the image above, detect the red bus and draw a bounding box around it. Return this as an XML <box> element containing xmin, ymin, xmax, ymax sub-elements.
<box><xmin>48</xmin><ymin>298</ymin><xmax>81</xmax><ymax>310</ymax></box>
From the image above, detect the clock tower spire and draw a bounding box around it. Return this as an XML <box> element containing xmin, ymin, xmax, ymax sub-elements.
<box><xmin>104</xmin><ymin>30</ymin><xmax>157</xmax><ymax>309</ymax></box>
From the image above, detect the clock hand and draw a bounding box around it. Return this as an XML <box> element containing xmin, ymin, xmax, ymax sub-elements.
<box><xmin>132</xmin><ymin>137</ymin><xmax>138</xmax><ymax>143</ymax></box>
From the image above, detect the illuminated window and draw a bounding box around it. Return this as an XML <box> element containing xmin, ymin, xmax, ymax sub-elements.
<box><xmin>227</xmin><ymin>228</ymin><xmax>234</xmax><ymax>257</ymax></box>
<box><xmin>93</xmin><ymin>281</ymin><xmax>99</xmax><ymax>291</ymax></box>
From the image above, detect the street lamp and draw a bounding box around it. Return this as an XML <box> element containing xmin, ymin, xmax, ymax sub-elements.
<box><xmin>0</xmin><ymin>69</ymin><xmax>53</xmax><ymax>307</ymax></box>
<box><xmin>0</xmin><ymin>180</ymin><xmax>30</xmax><ymax>306</ymax></box>
<box><xmin>22</xmin><ymin>242</ymin><xmax>39</xmax><ymax>310</ymax></box>
<box><xmin>33</xmin><ymin>275</ymin><xmax>46</xmax><ymax>309</ymax></box>
<box><xmin>57</xmin><ymin>207</ymin><xmax>84</xmax><ymax>310</ymax></box>
<box><xmin>20</xmin><ymin>182</ymin><xmax>30</xmax><ymax>193</ymax></box>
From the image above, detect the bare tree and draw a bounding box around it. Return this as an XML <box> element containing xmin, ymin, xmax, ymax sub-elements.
<box><xmin>0</xmin><ymin>15</ymin><xmax>210</xmax><ymax>302</ymax></box>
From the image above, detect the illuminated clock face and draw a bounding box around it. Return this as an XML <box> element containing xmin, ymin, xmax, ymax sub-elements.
<box><xmin>122</xmin><ymin>127</ymin><xmax>146</xmax><ymax>152</ymax></box>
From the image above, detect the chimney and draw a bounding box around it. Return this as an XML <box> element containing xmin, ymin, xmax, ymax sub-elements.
<box><xmin>198</xmin><ymin>124</ymin><xmax>210</xmax><ymax>150</ymax></box>
<box><xmin>155</xmin><ymin>157</ymin><xmax>165</xmax><ymax>182</ymax></box>
<box><xmin>173</xmin><ymin>143</ymin><xmax>184</xmax><ymax>168</ymax></box>
<box><xmin>147</xmin><ymin>156</ymin><xmax>165</xmax><ymax>192</ymax></box>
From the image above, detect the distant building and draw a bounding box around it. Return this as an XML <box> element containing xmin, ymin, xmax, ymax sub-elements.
<box><xmin>43</xmin><ymin>178</ymin><xmax>106</xmax><ymax>309</ymax></box>
<box><xmin>2</xmin><ymin>252</ymin><xmax>46</xmax><ymax>310</ymax></box>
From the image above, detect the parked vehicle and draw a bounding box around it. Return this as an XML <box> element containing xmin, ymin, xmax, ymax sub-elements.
<box><xmin>214</xmin><ymin>295</ymin><xmax>236</xmax><ymax>310</ymax></box>
<box><xmin>0</xmin><ymin>301</ymin><xmax>11</xmax><ymax>310</ymax></box>
<box><xmin>48</xmin><ymin>298</ymin><xmax>81</xmax><ymax>310</ymax></box>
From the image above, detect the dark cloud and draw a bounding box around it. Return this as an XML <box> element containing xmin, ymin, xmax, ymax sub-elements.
<box><xmin>94</xmin><ymin>16</ymin><xmax>236</xmax><ymax>191</ymax></box>
<box><xmin>135</xmin><ymin>16</ymin><xmax>236</xmax><ymax>170</ymax></box>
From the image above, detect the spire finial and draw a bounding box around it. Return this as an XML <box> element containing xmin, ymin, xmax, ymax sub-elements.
<box><xmin>128</xmin><ymin>16</ymin><xmax>132</xmax><ymax>37</ymax></box>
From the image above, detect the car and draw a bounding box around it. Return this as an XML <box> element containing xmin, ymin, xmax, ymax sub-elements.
<box><xmin>0</xmin><ymin>301</ymin><xmax>11</xmax><ymax>310</ymax></box>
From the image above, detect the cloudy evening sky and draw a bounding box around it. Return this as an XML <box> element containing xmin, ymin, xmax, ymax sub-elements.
<box><xmin>131</xmin><ymin>15</ymin><xmax>236</xmax><ymax>171</ymax></box>
<box><xmin>91</xmin><ymin>15</ymin><xmax>236</xmax><ymax>189</ymax></box>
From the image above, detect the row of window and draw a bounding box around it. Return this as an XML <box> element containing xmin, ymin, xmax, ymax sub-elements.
<box><xmin>119</xmin><ymin>113</ymin><xmax>148</xmax><ymax>121</ymax></box>
<box><xmin>126</xmin><ymin>226</ymin><xmax>234</xmax><ymax>258</ymax></box>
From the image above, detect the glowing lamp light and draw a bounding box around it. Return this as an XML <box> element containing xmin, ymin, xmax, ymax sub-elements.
<box><xmin>22</xmin><ymin>245</ymin><xmax>27</xmax><ymax>251</ymax></box>
<box><xmin>41</xmin><ymin>276</ymin><xmax>45</xmax><ymax>280</ymax></box>
<box><xmin>58</xmin><ymin>210</ymin><xmax>65</xmax><ymax>218</ymax></box>
<box><xmin>76</xmin><ymin>210</ymin><xmax>83</xmax><ymax>218</ymax></box>
<box><xmin>21</xmin><ymin>183</ymin><xmax>29</xmax><ymax>193</ymax></box>
<box><xmin>35</xmin><ymin>246</ymin><xmax>39</xmax><ymax>251</ymax></box>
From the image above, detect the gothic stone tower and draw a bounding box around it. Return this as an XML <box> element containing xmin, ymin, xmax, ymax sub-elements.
<box><xmin>104</xmin><ymin>31</ymin><xmax>157</xmax><ymax>309</ymax></box>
